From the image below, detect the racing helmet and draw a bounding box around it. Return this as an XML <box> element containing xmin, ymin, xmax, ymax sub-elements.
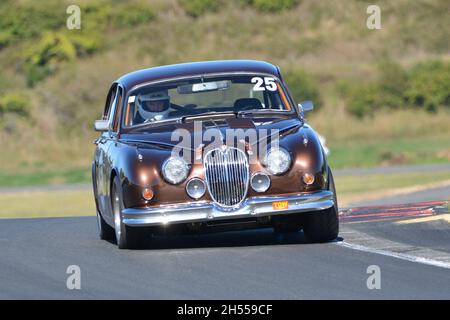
<box><xmin>138</xmin><ymin>90</ymin><xmax>170</xmax><ymax>112</ymax></box>
<box><xmin>136</xmin><ymin>89</ymin><xmax>170</xmax><ymax>121</ymax></box>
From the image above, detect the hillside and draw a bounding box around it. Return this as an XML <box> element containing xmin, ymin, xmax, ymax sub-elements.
<box><xmin>0</xmin><ymin>0</ymin><xmax>449</xmax><ymax>186</ymax></box>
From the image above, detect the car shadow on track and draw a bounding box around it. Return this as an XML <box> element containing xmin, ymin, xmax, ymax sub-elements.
<box><xmin>107</xmin><ymin>228</ymin><xmax>343</xmax><ymax>250</ymax></box>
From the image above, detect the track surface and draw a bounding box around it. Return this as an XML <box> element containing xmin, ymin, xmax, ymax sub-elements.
<box><xmin>1</xmin><ymin>200</ymin><xmax>449</xmax><ymax>299</ymax></box>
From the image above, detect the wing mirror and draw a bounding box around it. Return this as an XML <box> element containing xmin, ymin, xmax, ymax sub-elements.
<box><xmin>94</xmin><ymin>120</ymin><xmax>110</xmax><ymax>132</ymax></box>
<box><xmin>299</xmin><ymin>101</ymin><xmax>314</xmax><ymax>112</ymax></box>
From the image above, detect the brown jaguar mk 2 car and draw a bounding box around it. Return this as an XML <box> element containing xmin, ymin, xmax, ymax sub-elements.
<box><xmin>92</xmin><ymin>60</ymin><xmax>338</xmax><ymax>249</ymax></box>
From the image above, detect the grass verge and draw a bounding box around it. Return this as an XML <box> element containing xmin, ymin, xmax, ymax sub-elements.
<box><xmin>0</xmin><ymin>167</ymin><xmax>90</xmax><ymax>187</ymax></box>
<box><xmin>0</xmin><ymin>190</ymin><xmax>94</xmax><ymax>219</ymax></box>
<box><xmin>336</xmin><ymin>170</ymin><xmax>450</xmax><ymax>206</ymax></box>
<box><xmin>328</xmin><ymin>135</ymin><xmax>450</xmax><ymax>169</ymax></box>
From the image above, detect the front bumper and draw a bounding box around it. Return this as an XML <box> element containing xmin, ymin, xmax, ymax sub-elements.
<box><xmin>122</xmin><ymin>190</ymin><xmax>334</xmax><ymax>227</ymax></box>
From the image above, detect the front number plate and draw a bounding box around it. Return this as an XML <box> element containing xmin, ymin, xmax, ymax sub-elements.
<box><xmin>272</xmin><ymin>201</ymin><xmax>288</xmax><ymax>210</ymax></box>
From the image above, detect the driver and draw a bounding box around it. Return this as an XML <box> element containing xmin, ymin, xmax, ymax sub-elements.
<box><xmin>136</xmin><ymin>90</ymin><xmax>170</xmax><ymax>123</ymax></box>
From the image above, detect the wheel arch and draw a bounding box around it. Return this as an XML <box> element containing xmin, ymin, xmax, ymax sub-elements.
<box><xmin>91</xmin><ymin>161</ymin><xmax>101</xmax><ymax>213</ymax></box>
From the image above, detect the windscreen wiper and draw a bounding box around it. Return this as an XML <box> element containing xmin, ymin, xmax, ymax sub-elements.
<box><xmin>130</xmin><ymin>117</ymin><xmax>182</xmax><ymax>129</ymax></box>
<box><xmin>237</xmin><ymin>110</ymin><xmax>290</xmax><ymax>117</ymax></box>
<box><xmin>178</xmin><ymin>111</ymin><xmax>237</xmax><ymax>123</ymax></box>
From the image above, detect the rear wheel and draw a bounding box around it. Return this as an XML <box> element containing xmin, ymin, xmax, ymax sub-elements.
<box><xmin>303</xmin><ymin>167</ymin><xmax>339</xmax><ymax>243</ymax></box>
<box><xmin>111</xmin><ymin>176</ymin><xmax>146</xmax><ymax>249</ymax></box>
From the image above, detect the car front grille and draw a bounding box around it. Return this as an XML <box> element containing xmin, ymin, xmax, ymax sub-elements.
<box><xmin>204</xmin><ymin>147</ymin><xmax>249</xmax><ymax>207</ymax></box>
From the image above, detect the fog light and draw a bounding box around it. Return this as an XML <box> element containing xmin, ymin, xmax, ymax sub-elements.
<box><xmin>186</xmin><ymin>178</ymin><xmax>206</xmax><ymax>200</ymax></box>
<box><xmin>302</xmin><ymin>173</ymin><xmax>315</xmax><ymax>185</ymax></box>
<box><xmin>251</xmin><ymin>172</ymin><xmax>271</xmax><ymax>192</ymax></box>
<box><xmin>142</xmin><ymin>188</ymin><xmax>154</xmax><ymax>201</ymax></box>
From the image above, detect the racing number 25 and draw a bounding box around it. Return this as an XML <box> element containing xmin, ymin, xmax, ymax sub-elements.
<box><xmin>251</xmin><ymin>77</ymin><xmax>277</xmax><ymax>91</ymax></box>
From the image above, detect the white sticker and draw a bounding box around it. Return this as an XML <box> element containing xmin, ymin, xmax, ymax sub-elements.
<box><xmin>128</xmin><ymin>96</ymin><xmax>136</xmax><ymax>103</ymax></box>
<box><xmin>251</xmin><ymin>77</ymin><xmax>277</xmax><ymax>91</ymax></box>
<box><xmin>251</xmin><ymin>77</ymin><xmax>265</xmax><ymax>91</ymax></box>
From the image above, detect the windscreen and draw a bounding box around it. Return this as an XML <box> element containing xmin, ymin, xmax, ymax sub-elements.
<box><xmin>123</xmin><ymin>74</ymin><xmax>292</xmax><ymax>127</ymax></box>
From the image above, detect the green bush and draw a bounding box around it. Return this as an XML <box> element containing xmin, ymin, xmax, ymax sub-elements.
<box><xmin>82</xmin><ymin>1</ymin><xmax>155</xmax><ymax>29</ymax></box>
<box><xmin>0</xmin><ymin>1</ymin><xmax>156</xmax><ymax>47</ymax></box>
<box><xmin>245</xmin><ymin>0</ymin><xmax>298</xmax><ymax>12</ymax></box>
<box><xmin>0</xmin><ymin>30</ymin><xmax>10</xmax><ymax>49</ymax></box>
<box><xmin>180</xmin><ymin>0</ymin><xmax>220</xmax><ymax>17</ymax></box>
<box><xmin>24</xmin><ymin>32</ymin><xmax>76</xmax><ymax>66</ymax></box>
<box><xmin>283</xmin><ymin>69</ymin><xmax>322</xmax><ymax>109</ymax></box>
<box><xmin>405</xmin><ymin>60</ymin><xmax>450</xmax><ymax>112</ymax></box>
<box><xmin>111</xmin><ymin>5</ymin><xmax>155</xmax><ymax>27</ymax></box>
<box><xmin>344</xmin><ymin>84</ymin><xmax>378</xmax><ymax>118</ymax></box>
<box><xmin>22</xmin><ymin>29</ymin><xmax>103</xmax><ymax>86</ymax></box>
<box><xmin>23</xmin><ymin>32</ymin><xmax>76</xmax><ymax>87</ymax></box>
<box><xmin>376</xmin><ymin>61</ymin><xmax>408</xmax><ymax>109</ymax></box>
<box><xmin>340</xmin><ymin>60</ymin><xmax>450</xmax><ymax>117</ymax></box>
<box><xmin>2</xmin><ymin>1</ymin><xmax>156</xmax><ymax>86</ymax></box>
<box><xmin>69</xmin><ymin>33</ymin><xmax>103</xmax><ymax>56</ymax></box>
<box><xmin>0</xmin><ymin>0</ymin><xmax>65</xmax><ymax>47</ymax></box>
<box><xmin>0</xmin><ymin>93</ymin><xmax>29</xmax><ymax>117</ymax></box>
<box><xmin>24</xmin><ymin>64</ymin><xmax>52</xmax><ymax>88</ymax></box>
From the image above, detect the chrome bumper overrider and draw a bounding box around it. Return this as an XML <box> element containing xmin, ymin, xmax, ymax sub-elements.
<box><xmin>122</xmin><ymin>190</ymin><xmax>334</xmax><ymax>226</ymax></box>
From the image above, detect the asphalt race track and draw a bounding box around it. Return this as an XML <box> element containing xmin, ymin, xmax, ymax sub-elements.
<box><xmin>0</xmin><ymin>198</ymin><xmax>449</xmax><ymax>299</ymax></box>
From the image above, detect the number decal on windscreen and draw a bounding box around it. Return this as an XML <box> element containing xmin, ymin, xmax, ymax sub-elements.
<box><xmin>251</xmin><ymin>77</ymin><xmax>277</xmax><ymax>91</ymax></box>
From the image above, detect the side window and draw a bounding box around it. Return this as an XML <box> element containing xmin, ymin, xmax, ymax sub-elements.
<box><xmin>103</xmin><ymin>84</ymin><xmax>118</xmax><ymax>120</ymax></box>
<box><xmin>112</xmin><ymin>86</ymin><xmax>123</xmax><ymax>132</ymax></box>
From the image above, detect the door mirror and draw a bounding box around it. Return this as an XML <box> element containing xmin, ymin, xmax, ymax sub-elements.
<box><xmin>94</xmin><ymin>120</ymin><xmax>110</xmax><ymax>132</ymax></box>
<box><xmin>299</xmin><ymin>101</ymin><xmax>314</xmax><ymax>112</ymax></box>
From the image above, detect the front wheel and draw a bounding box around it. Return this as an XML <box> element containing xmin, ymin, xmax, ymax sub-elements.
<box><xmin>303</xmin><ymin>167</ymin><xmax>339</xmax><ymax>243</ymax></box>
<box><xmin>111</xmin><ymin>176</ymin><xmax>146</xmax><ymax>249</ymax></box>
<box><xmin>272</xmin><ymin>214</ymin><xmax>302</xmax><ymax>234</ymax></box>
<box><xmin>97</xmin><ymin>210</ymin><xmax>115</xmax><ymax>240</ymax></box>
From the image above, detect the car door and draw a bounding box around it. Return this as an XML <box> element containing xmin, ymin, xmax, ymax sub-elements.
<box><xmin>101</xmin><ymin>85</ymin><xmax>124</xmax><ymax>220</ymax></box>
<box><xmin>95</xmin><ymin>83</ymin><xmax>118</xmax><ymax>220</ymax></box>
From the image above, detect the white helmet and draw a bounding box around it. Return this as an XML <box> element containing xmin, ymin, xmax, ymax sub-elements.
<box><xmin>137</xmin><ymin>90</ymin><xmax>170</xmax><ymax>121</ymax></box>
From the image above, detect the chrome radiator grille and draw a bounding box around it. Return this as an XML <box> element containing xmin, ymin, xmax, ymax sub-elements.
<box><xmin>204</xmin><ymin>147</ymin><xmax>249</xmax><ymax>207</ymax></box>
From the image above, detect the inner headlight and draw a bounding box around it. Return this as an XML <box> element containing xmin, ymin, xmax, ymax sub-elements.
<box><xmin>186</xmin><ymin>178</ymin><xmax>206</xmax><ymax>199</ymax></box>
<box><xmin>264</xmin><ymin>148</ymin><xmax>291</xmax><ymax>175</ymax></box>
<box><xmin>162</xmin><ymin>157</ymin><xmax>189</xmax><ymax>184</ymax></box>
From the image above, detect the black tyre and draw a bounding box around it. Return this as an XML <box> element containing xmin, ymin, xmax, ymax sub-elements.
<box><xmin>111</xmin><ymin>176</ymin><xmax>146</xmax><ymax>249</ymax></box>
<box><xmin>303</xmin><ymin>167</ymin><xmax>339</xmax><ymax>243</ymax></box>
<box><xmin>273</xmin><ymin>214</ymin><xmax>302</xmax><ymax>234</ymax></box>
<box><xmin>93</xmin><ymin>162</ymin><xmax>115</xmax><ymax>241</ymax></box>
<box><xmin>96</xmin><ymin>209</ymin><xmax>115</xmax><ymax>240</ymax></box>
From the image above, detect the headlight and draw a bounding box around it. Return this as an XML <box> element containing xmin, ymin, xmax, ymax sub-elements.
<box><xmin>264</xmin><ymin>148</ymin><xmax>291</xmax><ymax>175</ymax></box>
<box><xmin>251</xmin><ymin>172</ymin><xmax>271</xmax><ymax>192</ymax></box>
<box><xmin>162</xmin><ymin>157</ymin><xmax>189</xmax><ymax>184</ymax></box>
<box><xmin>186</xmin><ymin>178</ymin><xmax>206</xmax><ymax>199</ymax></box>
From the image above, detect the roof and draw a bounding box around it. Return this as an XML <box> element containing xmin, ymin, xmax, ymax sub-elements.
<box><xmin>117</xmin><ymin>60</ymin><xmax>280</xmax><ymax>91</ymax></box>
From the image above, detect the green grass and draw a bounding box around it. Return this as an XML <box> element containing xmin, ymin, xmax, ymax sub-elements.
<box><xmin>336</xmin><ymin>170</ymin><xmax>450</xmax><ymax>197</ymax></box>
<box><xmin>0</xmin><ymin>167</ymin><xmax>90</xmax><ymax>187</ymax></box>
<box><xmin>0</xmin><ymin>190</ymin><xmax>94</xmax><ymax>218</ymax></box>
<box><xmin>328</xmin><ymin>135</ymin><xmax>450</xmax><ymax>169</ymax></box>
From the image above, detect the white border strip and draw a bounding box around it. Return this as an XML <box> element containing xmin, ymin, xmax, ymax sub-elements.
<box><xmin>336</xmin><ymin>241</ymin><xmax>450</xmax><ymax>270</ymax></box>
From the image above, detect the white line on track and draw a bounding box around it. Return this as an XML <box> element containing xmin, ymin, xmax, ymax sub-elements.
<box><xmin>335</xmin><ymin>241</ymin><xmax>450</xmax><ymax>270</ymax></box>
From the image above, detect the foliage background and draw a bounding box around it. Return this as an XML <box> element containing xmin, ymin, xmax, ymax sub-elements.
<box><xmin>0</xmin><ymin>0</ymin><xmax>449</xmax><ymax>186</ymax></box>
